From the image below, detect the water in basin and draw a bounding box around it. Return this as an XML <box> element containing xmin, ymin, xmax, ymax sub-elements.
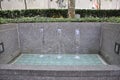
<box><xmin>12</xmin><ymin>54</ymin><xmax>107</xmax><ymax>65</ymax></box>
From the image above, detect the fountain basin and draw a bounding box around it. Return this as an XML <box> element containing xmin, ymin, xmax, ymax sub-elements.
<box><xmin>0</xmin><ymin>22</ymin><xmax>120</xmax><ymax>80</ymax></box>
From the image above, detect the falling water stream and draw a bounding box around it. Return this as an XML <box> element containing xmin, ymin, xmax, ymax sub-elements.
<box><xmin>75</xmin><ymin>29</ymin><xmax>80</xmax><ymax>59</ymax></box>
<box><xmin>40</xmin><ymin>28</ymin><xmax>44</xmax><ymax>58</ymax></box>
<box><xmin>57</xmin><ymin>28</ymin><xmax>62</xmax><ymax>59</ymax></box>
<box><xmin>39</xmin><ymin>28</ymin><xmax>80</xmax><ymax>59</ymax></box>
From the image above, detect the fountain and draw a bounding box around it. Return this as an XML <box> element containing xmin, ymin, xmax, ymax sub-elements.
<box><xmin>40</xmin><ymin>28</ymin><xmax>44</xmax><ymax>58</ymax></box>
<box><xmin>75</xmin><ymin>29</ymin><xmax>80</xmax><ymax>59</ymax></box>
<box><xmin>57</xmin><ymin>28</ymin><xmax>62</xmax><ymax>59</ymax></box>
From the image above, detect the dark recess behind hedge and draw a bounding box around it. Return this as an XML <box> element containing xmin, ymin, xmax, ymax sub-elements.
<box><xmin>0</xmin><ymin>9</ymin><xmax>120</xmax><ymax>18</ymax></box>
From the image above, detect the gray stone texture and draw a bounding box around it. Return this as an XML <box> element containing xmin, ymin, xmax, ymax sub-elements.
<box><xmin>0</xmin><ymin>76</ymin><xmax>119</xmax><ymax>80</ymax></box>
<box><xmin>0</xmin><ymin>24</ymin><xmax>20</xmax><ymax>64</ymax></box>
<box><xmin>18</xmin><ymin>23</ymin><xmax>101</xmax><ymax>54</ymax></box>
<box><xmin>100</xmin><ymin>23</ymin><xmax>120</xmax><ymax>65</ymax></box>
<box><xmin>0</xmin><ymin>65</ymin><xmax>120</xmax><ymax>80</ymax></box>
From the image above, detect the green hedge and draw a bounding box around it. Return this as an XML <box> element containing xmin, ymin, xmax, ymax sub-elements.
<box><xmin>75</xmin><ymin>9</ymin><xmax>120</xmax><ymax>17</ymax></box>
<box><xmin>0</xmin><ymin>9</ymin><xmax>120</xmax><ymax>18</ymax></box>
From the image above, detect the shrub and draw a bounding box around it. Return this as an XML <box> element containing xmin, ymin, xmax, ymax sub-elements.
<box><xmin>0</xmin><ymin>9</ymin><xmax>120</xmax><ymax>18</ymax></box>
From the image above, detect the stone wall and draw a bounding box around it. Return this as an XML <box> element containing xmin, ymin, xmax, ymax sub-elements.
<box><xmin>0</xmin><ymin>65</ymin><xmax>120</xmax><ymax>80</ymax></box>
<box><xmin>18</xmin><ymin>23</ymin><xmax>101</xmax><ymax>54</ymax></box>
<box><xmin>0</xmin><ymin>24</ymin><xmax>20</xmax><ymax>64</ymax></box>
<box><xmin>100</xmin><ymin>23</ymin><xmax>120</xmax><ymax>65</ymax></box>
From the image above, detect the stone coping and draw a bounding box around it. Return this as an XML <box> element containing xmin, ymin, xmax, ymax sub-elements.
<box><xmin>0</xmin><ymin>64</ymin><xmax>120</xmax><ymax>71</ymax></box>
<box><xmin>0</xmin><ymin>65</ymin><xmax>120</xmax><ymax>77</ymax></box>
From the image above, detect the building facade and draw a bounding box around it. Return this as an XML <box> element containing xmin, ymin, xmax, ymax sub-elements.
<box><xmin>0</xmin><ymin>0</ymin><xmax>120</xmax><ymax>10</ymax></box>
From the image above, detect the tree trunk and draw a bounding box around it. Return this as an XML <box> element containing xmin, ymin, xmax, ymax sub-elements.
<box><xmin>97</xmin><ymin>0</ymin><xmax>101</xmax><ymax>9</ymax></box>
<box><xmin>68</xmin><ymin>0</ymin><xmax>75</xmax><ymax>18</ymax></box>
<box><xmin>24</xmin><ymin>0</ymin><xmax>27</xmax><ymax>9</ymax></box>
<box><xmin>98</xmin><ymin>0</ymin><xmax>101</xmax><ymax>9</ymax></box>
